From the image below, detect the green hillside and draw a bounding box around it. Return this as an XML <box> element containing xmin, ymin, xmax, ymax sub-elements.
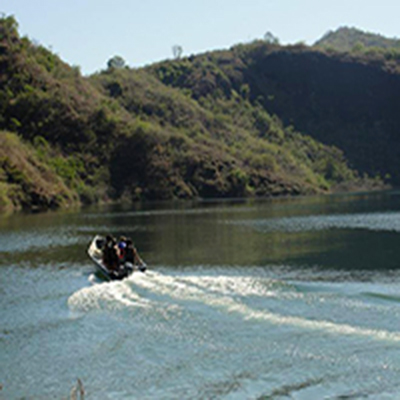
<box><xmin>0</xmin><ymin>16</ymin><xmax>389</xmax><ymax>213</ymax></box>
<box><xmin>315</xmin><ymin>26</ymin><xmax>400</xmax><ymax>52</ymax></box>
<box><xmin>0</xmin><ymin>131</ymin><xmax>78</xmax><ymax>212</ymax></box>
<box><xmin>231</xmin><ymin>41</ymin><xmax>400</xmax><ymax>184</ymax></box>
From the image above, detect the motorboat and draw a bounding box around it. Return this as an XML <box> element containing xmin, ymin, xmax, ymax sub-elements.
<box><xmin>87</xmin><ymin>235</ymin><xmax>146</xmax><ymax>280</ymax></box>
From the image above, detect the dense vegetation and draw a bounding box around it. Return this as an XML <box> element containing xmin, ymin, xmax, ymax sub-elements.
<box><xmin>237</xmin><ymin>42</ymin><xmax>400</xmax><ymax>184</ymax></box>
<box><xmin>0</xmin><ymin>16</ymin><xmax>394</xmax><ymax>213</ymax></box>
<box><xmin>0</xmin><ymin>131</ymin><xmax>78</xmax><ymax>212</ymax></box>
<box><xmin>315</xmin><ymin>26</ymin><xmax>400</xmax><ymax>52</ymax></box>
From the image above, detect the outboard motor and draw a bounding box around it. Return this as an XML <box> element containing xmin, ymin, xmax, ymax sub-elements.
<box><xmin>123</xmin><ymin>262</ymin><xmax>135</xmax><ymax>274</ymax></box>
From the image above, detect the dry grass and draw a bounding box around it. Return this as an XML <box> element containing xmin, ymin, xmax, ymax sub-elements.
<box><xmin>0</xmin><ymin>131</ymin><xmax>78</xmax><ymax>212</ymax></box>
<box><xmin>69</xmin><ymin>378</ymin><xmax>85</xmax><ymax>400</ymax></box>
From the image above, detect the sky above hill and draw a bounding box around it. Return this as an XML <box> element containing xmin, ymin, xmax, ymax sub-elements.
<box><xmin>2</xmin><ymin>0</ymin><xmax>399</xmax><ymax>75</ymax></box>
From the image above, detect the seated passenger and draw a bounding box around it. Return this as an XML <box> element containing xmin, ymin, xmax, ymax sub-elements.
<box><xmin>124</xmin><ymin>238</ymin><xmax>146</xmax><ymax>271</ymax></box>
<box><xmin>124</xmin><ymin>238</ymin><xmax>138</xmax><ymax>264</ymax></box>
<box><xmin>103</xmin><ymin>235</ymin><xmax>119</xmax><ymax>271</ymax></box>
<box><xmin>102</xmin><ymin>235</ymin><xmax>112</xmax><ymax>266</ymax></box>
<box><xmin>118</xmin><ymin>236</ymin><xmax>127</xmax><ymax>261</ymax></box>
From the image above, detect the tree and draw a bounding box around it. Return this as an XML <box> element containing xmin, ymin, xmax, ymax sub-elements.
<box><xmin>352</xmin><ymin>42</ymin><xmax>365</xmax><ymax>53</ymax></box>
<box><xmin>172</xmin><ymin>45</ymin><xmax>183</xmax><ymax>59</ymax></box>
<box><xmin>0</xmin><ymin>14</ymin><xmax>19</xmax><ymax>36</ymax></box>
<box><xmin>107</xmin><ymin>55</ymin><xmax>126</xmax><ymax>69</ymax></box>
<box><xmin>264</xmin><ymin>31</ymin><xmax>279</xmax><ymax>45</ymax></box>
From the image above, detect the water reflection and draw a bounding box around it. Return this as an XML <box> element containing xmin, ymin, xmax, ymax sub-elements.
<box><xmin>3</xmin><ymin>191</ymin><xmax>400</xmax><ymax>399</ymax></box>
<box><xmin>1</xmin><ymin>191</ymin><xmax>400</xmax><ymax>273</ymax></box>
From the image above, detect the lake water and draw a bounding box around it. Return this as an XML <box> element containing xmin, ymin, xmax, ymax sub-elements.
<box><xmin>2</xmin><ymin>191</ymin><xmax>400</xmax><ymax>399</ymax></box>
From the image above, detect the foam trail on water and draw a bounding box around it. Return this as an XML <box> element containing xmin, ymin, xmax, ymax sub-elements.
<box><xmin>135</xmin><ymin>272</ymin><xmax>400</xmax><ymax>343</ymax></box>
<box><xmin>68</xmin><ymin>278</ymin><xmax>152</xmax><ymax>312</ymax></box>
<box><xmin>69</xmin><ymin>270</ymin><xmax>400</xmax><ymax>343</ymax></box>
<box><xmin>227</xmin><ymin>302</ymin><xmax>400</xmax><ymax>343</ymax></box>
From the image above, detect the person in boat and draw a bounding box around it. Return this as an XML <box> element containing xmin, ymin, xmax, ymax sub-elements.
<box><xmin>102</xmin><ymin>235</ymin><xmax>111</xmax><ymax>267</ymax></box>
<box><xmin>127</xmin><ymin>238</ymin><xmax>147</xmax><ymax>270</ymax></box>
<box><xmin>103</xmin><ymin>235</ymin><xmax>119</xmax><ymax>271</ymax></box>
<box><xmin>118</xmin><ymin>236</ymin><xmax>127</xmax><ymax>261</ymax></box>
<box><xmin>124</xmin><ymin>238</ymin><xmax>139</xmax><ymax>265</ymax></box>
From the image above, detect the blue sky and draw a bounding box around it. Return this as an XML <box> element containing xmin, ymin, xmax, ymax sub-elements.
<box><xmin>2</xmin><ymin>0</ymin><xmax>399</xmax><ymax>75</ymax></box>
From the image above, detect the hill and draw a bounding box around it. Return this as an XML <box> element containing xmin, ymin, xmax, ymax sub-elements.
<box><xmin>230</xmin><ymin>41</ymin><xmax>400</xmax><ymax>184</ymax></box>
<box><xmin>315</xmin><ymin>26</ymin><xmax>400</xmax><ymax>52</ymax></box>
<box><xmin>0</xmin><ymin>131</ymin><xmax>78</xmax><ymax>212</ymax></box>
<box><xmin>0</xmin><ymin>16</ymin><xmax>390</xmax><ymax>213</ymax></box>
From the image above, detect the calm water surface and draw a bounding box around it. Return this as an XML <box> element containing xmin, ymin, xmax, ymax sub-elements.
<box><xmin>2</xmin><ymin>191</ymin><xmax>400</xmax><ymax>399</ymax></box>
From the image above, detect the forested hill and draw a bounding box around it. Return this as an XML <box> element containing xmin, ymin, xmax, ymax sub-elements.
<box><xmin>315</xmin><ymin>26</ymin><xmax>400</xmax><ymax>52</ymax></box>
<box><xmin>227</xmin><ymin>42</ymin><xmax>400</xmax><ymax>184</ymax></box>
<box><xmin>0</xmin><ymin>16</ymin><xmax>394</xmax><ymax>213</ymax></box>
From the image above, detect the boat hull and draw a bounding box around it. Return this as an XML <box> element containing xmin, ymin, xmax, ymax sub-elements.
<box><xmin>87</xmin><ymin>235</ymin><xmax>146</xmax><ymax>280</ymax></box>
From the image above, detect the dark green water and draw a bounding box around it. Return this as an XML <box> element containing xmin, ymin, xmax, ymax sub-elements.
<box><xmin>2</xmin><ymin>191</ymin><xmax>400</xmax><ymax>399</ymax></box>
